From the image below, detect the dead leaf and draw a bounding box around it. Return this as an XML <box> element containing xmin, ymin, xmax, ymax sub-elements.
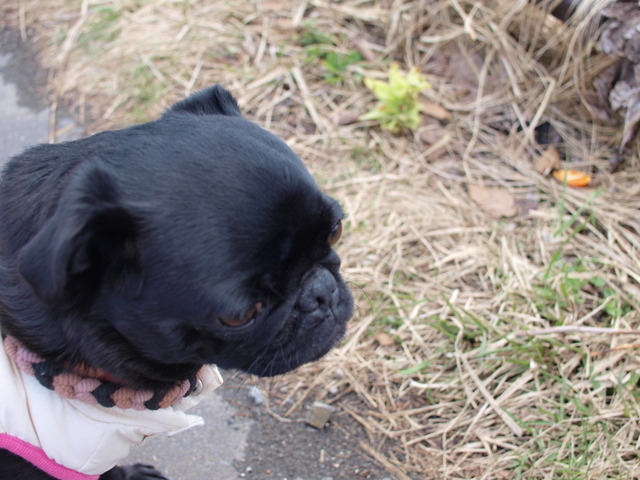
<box><xmin>609</xmin><ymin>63</ymin><xmax>640</xmax><ymax>111</ymax></box>
<box><xmin>601</xmin><ymin>4</ymin><xmax>640</xmax><ymax>63</ymax></box>
<box><xmin>337</xmin><ymin>112</ymin><xmax>360</xmax><ymax>125</ymax></box>
<box><xmin>534</xmin><ymin>146</ymin><xmax>562</xmax><ymax>176</ymax></box>
<box><xmin>468</xmin><ymin>185</ymin><xmax>517</xmax><ymax>218</ymax></box>
<box><xmin>552</xmin><ymin>169</ymin><xmax>591</xmax><ymax>187</ymax></box>
<box><xmin>419</xmin><ymin>100</ymin><xmax>452</xmax><ymax>121</ymax></box>
<box><xmin>594</xmin><ymin>4</ymin><xmax>640</xmax><ymax>155</ymax></box>
<box><xmin>374</xmin><ymin>332</ymin><xmax>395</xmax><ymax>347</ymax></box>
<box><xmin>619</xmin><ymin>70</ymin><xmax>640</xmax><ymax>150</ymax></box>
<box><xmin>586</xmin><ymin>63</ymin><xmax>621</xmax><ymax>125</ymax></box>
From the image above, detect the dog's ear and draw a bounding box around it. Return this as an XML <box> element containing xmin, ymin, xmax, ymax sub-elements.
<box><xmin>17</xmin><ymin>161</ymin><xmax>142</xmax><ymax>304</ymax></box>
<box><xmin>168</xmin><ymin>84</ymin><xmax>242</xmax><ymax>117</ymax></box>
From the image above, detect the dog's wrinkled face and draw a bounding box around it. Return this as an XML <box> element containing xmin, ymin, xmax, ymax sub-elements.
<box><xmin>0</xmin><ymin>85</ymin><xmax>353</xmax><ymax>386</ymax></box>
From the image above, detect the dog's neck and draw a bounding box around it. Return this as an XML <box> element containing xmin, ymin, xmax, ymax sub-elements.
<box><xmin>2</xmin><ymin>335</ymin><xmax>202</xmax><ymax>410</ymax></box>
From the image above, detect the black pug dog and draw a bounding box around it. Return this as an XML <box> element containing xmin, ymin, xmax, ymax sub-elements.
<box><xmin>0</xmin><ymin>85</ymin><xmax>353</xmax><ymax>480</ymax></box>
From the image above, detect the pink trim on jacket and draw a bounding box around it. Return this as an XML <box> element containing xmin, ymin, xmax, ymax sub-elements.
<box><xmin>0</xmin><ymin>433</ymin><xmax>99</xmax><ymax>480</ymax></box>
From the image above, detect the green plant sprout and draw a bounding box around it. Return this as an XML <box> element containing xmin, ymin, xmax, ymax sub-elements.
<box><xmin>300</xmin><ymin>23</ymin><xmax>362</xmax><ymax>84</ymax></box>
<box><xmin>360</xmin><ymin>64</ymin><xmax>431</xmax><ymax>133</ymax></box>
<box><xmin>321</xmin><ymin>51</ymin><xmax>363</xmax><ymax>84</ymax></box>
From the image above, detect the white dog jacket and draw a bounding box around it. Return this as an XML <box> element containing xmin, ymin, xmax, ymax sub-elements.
<box><xmin>0</xmin><ymin>339</ymin><xmax>222</xmax><ymax>479</ymax></box>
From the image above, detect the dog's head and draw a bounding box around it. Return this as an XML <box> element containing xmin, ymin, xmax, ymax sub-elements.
<box><xmin>2</xmin><ymin>85</ymin><xmax>353</xmax><ymax>387</ymax></box>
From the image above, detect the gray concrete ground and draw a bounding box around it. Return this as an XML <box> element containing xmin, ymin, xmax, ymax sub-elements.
<box><xmin>124</xmin><ymin>386</ymin><xmax>254</xmax><ymax>480</ymax></box>
<box><xmin>0</xmin><ymin>31</ymin><xmax>49</xmax><ymax>160</ymax></box>
<box><xmin>0</xmin><ymin>28</ymin><xmax>395</xmax><ymax>480</ymax></box>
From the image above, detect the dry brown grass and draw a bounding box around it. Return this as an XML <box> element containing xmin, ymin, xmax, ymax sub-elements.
<box><xmin>3</xmin><ymin>0</ymin><xmax>640</xmax><ymax>478</ymax></box>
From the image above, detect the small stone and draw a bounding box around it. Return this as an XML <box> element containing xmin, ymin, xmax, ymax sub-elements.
<box><xmin>305</xmin><ymin>401</ymin><xmax>336</xmax><ymax>429</ymax></box>
<box><xmin>534</xmin><ymin>146</ymin><xmax>561</xmax><ymax>176</ymax></box>
<box><xmin>248</xmin><ymin>385</ymin><xmax>265</xmax><ymax>405</ymax></box>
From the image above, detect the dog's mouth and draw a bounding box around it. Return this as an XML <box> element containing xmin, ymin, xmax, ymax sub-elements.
<box><xmin>247</xmin><ymin>320</ymin><xmax>347</xmax><ymax>377</ymax></box>
<box><xmin>230</xmin><ymin>271</ymin><xmax>353</xmax><ymax>377</ymax></box>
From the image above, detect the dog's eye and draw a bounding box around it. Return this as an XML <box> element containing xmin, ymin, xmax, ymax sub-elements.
<box><xmin>328</xmin><ymin>220</ymin><xmax>343</xmax><ymax>247</ymax></box>
<box><xmin>218</xmin><ymin>303</ymin><xmax>262</xmax><ymax>328</ymax></box>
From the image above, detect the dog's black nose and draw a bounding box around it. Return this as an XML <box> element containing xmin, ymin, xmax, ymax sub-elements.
<box><xmin>297</xmin><ymin>267</ymin><xmax>339</xmax><ymax>313</ymax></box>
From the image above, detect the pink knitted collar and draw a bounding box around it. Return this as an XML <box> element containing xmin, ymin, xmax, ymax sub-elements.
<box><xmin>3</xmin><ymin>335</ymin><xmax>202</xmax><ymax>411</ymax></box>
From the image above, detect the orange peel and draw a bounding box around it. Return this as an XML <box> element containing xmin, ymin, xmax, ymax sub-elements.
<box><xmin>552</xmin><ymin>169</ymin><xmax>591</xmax><ymax>187</ymax></box>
